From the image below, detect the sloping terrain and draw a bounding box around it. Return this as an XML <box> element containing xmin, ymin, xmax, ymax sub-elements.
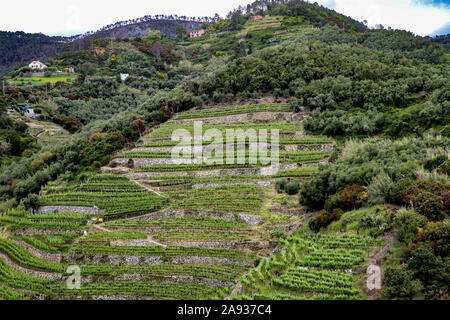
<box><xmin>0</xmin><ymin>101</ymin><xmax>338</xmax><ymax>299</ymax></box>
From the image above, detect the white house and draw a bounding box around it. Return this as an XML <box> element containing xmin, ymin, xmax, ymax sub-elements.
<box><xmin>29</xmin><ymin>61</ymin><xmax>47</xmax><ymax>70</ymax></box>
<box><xmin>120</xmin><ymin>73</ymin><xmax>130</xmax><ymax>82</ymax></box>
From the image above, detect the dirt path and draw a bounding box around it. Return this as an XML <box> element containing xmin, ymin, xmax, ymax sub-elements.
<box><xmin>225</xmin><ymin>282</ymin><xmax>242</xmax><ymax>300</ymax></box>
<box><xmin>147</xmin><ymin>235</ymin><xmax>167</xmax><ymax>248</ymax></box>
<box><xmin>366</xmin><ymin>231</ymin><xmax>396</xmax><ymax>300</ymax></box>
<box><xmin>131</xmin><ymin>179</ymin><xmax>164</xmax><ymax>197</ymax></box>
<box><xmin>93</xmin><ymin>224</ymin><xmax>167</xmax><ymax>248</ymax></box>
<box><xmin>93</xmin><ymin>224</ymin><xmax>112</xmax><ymax>233</ymax></box>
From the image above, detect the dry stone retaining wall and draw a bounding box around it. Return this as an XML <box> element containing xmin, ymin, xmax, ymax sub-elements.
<box><xmin>70</xmin><ymin>254</ymin><xmax>253</xmax><ymax>266</ymax></box>
<box><xmin>13</xmin><ymin>240</ymin><xmax>62</xmax><ymax>263</ymax></box>
<box><xmin>38</xmin><ymin>206</ymin><xmax>104</xmax><ymax>215</ymax></box>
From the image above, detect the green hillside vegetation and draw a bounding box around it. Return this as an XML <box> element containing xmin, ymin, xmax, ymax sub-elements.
<box><xmin>0</xmin><ymin>0</ymin><xmax>448</xmax><ymax>300</ymax></box>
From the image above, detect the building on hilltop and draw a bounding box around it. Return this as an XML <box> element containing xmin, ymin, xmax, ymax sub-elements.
<box><xmin>29</xmin><ymin>61</ymin><xmax>47</xmax><ymax>70</ymax></box>
<box><xmin>251</xmin><ymin>15</ymin><xmax>263</xmax><ymax>20</ymax></box>
<box><xmin>189</xmin><ymin>29</ymin><xmax>205</xmax><ymax>38</ymax></box>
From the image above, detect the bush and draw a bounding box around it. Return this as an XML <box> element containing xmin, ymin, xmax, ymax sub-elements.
<box><xmin>29</xmin><ymin>159</ymin><xmax>45</xmax><ymax>173</ymax></box>
<box><xmin>40</xmin><ymin>151</ymin><xmax>56</xmax><ymax>164</ymax></box>
<box><xmin>325</xmin><ymin>184</ymin><xmax>367</xmax><ymax>212</ymax></box>
<box><xmin>359</xmin><ymin>212</ymin><xmax>389</xmax><ymax>237</ymax></box>
<box><xmin>412</xmin><ymin>220</ymin><xmax>449</xmax><ymax>258</ymax></box>
<box><xmin>382</xmin><ymin>265</ymin><xmax>422</xmax><ymax>299</ymax></box>
<box><xmin>22</xmin><ymin>194</ymin><xmax>39</xmax><ymax>211</ymax></box>
<box><xmin>424</xmin><ymin>155</ymin><xmax>448</xmax><ymax>172</ymax></box>
<box><xmin>407</xmin><ymin>244</ymin><xmax>449</xmax><ymax>299</ymax></box>
<box><xmin>275</xmin><ymin>179</ymin><xmax>287</xmax><ymax>193</ymax></box>
<box><xmin>79</xmin><ymin>131</ymin><xmax>126</xmax><ymax>167</ymax></box>
<box><xmin>413</xmin><ymin>191</ymin><xmax>445</xmax><ymax>221</ymax></box>
<box><xmin>309</xmin><ymin>209</ymin><xmax>343</xmax><ymax>232</ymax></box>
<box><xmin>437</xmin><ymin>160</ymin><xmax>449</xmax><ymax>175</ymax></box>
<box><xmin>367</xmin><ymin>173</ymin><xmax>393</xmax><ymax>204</ymax></box>
<box><xmin>285</xmin><ymin>181</ymin><xmax>300</xmax><ymax>195</ymax></box>
<box><xmin>385</xmin><ymin>178</ymin><xmax>418</xmax><ymax>205</ymax></box>
<box><xmin>299</xmin><ymin>170</ymin><xmax>330</xmax><ymax>211</ymax></box>
<box><xmin>393</xmin><ymin>209</ymin><xmax>428</xmax><ymax>242</ymax></box>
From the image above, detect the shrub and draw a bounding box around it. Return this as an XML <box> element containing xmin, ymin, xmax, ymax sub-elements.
<box><xmin>393</xmin><ymin>209</ymin><xmax>428</xmax><ymax>242</ymax></box>
<box><xmin>127</xmin><ymin>159</ymin><xmax>135</xmax><ymax>169</ymax></box>
<box><xmin>385</xmin><ymin>178</ymin><xmax>418</xmax><ymax>205</ymax></box>
<box><xmin>29</xmin><ymin>159</ymin><xmax>45</xmax><ymax>173</ymax></box>
<box><xmin>443</xmin><ymin>192</ymin><xmax>450</xmax><ymax>213</ymax></box>
<box><xmin>413</xmin><ymin>191</ymin><xmax>445</xmax><ymax>221</ymax></box>
<box><xmin>367</xmin><ymin>173</ymin><xmax>393</xmax><ymax>204</ymax></box>
<box><xmin>359</xmin><ymin>212</ymin><xmax>389</xmax><ymax>237</ymax></box>
<box><xmin>39</xmin><ymin>151</ymin><xmax>56</xmax><ymax>164</ymax></box>
<box><xmin>275</xmin><ymin>179</ymin><xmax>287</xmax><ymax>193</ymax></box>
<box><xmin>79</xmin><ymin>131</ymin><xmax>126</xmax><ymax>167</ymax></box>
<box><xmin>285</xmin><ymin>182</ymin><xmax>300</xmax><ymax>195</ymax></box>
<box><xmin>424</xmin><ymin>155</ymin><xmax>448</xmax><ymax>172</ymax></box>
<box><xmin>382</xmin><ymin>265</ymin><xmax>422</xmax><ymax>299</ymax></box>
<box><xmin>437</xmin><ymin>160</ymin><xmax>449</xmax><ymax>175</ymax></box>
<box><xmin>407</xmin><ymin>244</ymin><xmax>449</xmax><ymax>299</ymax></box>
<box><xmin>325</xmin><ymin>184</ymin><xmax>367</xmax><ymax>212</ymax></box>
<box><xmin>412</xmin><ymin>220</ymin><xmax>449</xmax><ymax>258</ymax></box>
<box><xmin>22</xmin><ymin>194</ymin><xmax>39</xmax><ymax>211</ymax></box>
<box><xmin>299</xmin><ymin>170</ymin><xmax>330</xmax><ymax>211</ymax></box>
<box><xmin>308</xmin><ymin>209</ymin><xmax>343</xmax><ymax>232</ymax></box>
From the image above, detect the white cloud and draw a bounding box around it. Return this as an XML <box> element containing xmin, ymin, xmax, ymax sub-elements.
<box><xmin>316</xmin><ymin>0</ymin><xmax>450</xmax><ymax>36</ymax></box>
<box><xmin>0</xmin><ymin>0</ymin><xmax>254</xmax><ymax>36</ymax></box>
<box><xmin>1</xmin><ymin>0</ymin><xmax>449</xmax><ymax>36</ymax></box>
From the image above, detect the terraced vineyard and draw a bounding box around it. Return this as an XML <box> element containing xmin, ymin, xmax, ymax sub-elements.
<box><xmin>0</xmin><ymin>102</ymin><xmax>337</xmax><ymax>300</ymax></box>
<box><xmin>236</xmin><ymin>233</ymin><xmax>384</xmax><ymax>300</ymax></box>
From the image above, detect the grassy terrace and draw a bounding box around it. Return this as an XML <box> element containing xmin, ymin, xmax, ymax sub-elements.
<box><xmin>174</xmin><ymin>103</ymin><xmax>290</xmax><ymax>119</ymax></box>
<box><xmin>70</xmin><ymin>244</ymin><xmax>258</xmax><ymax>261</ymax></box>
<box><xmin>0</xmin><ymin>257</ymin><xmax>225</xmax><ymax>299</ymax></box>
<box><xmin>235</xmin><ymin>233</ymin><xmax>383</xmax><ymax>300</ymax></box>
<box><xmin>76</xmin><ymin>263</ymin><xmax>249</xmax><ymax>282</ymax></box>
<box><xmin>0</xmin><ymin>103</ymin><xmax>332</xmax><ymax>300</ymax></box>
<box><xmin>39</xmin><ymin>175</ymin><xmax>169</xmax><ymax>219</ymax></box>
<box><xmin>145</xmin><ymin>122</ymin><xmax>300</xmax><ymax>140</ymax></box>
<box><xmin>0</xmin><ymin>210</ymin><xmax>88</xmax><ymax>232</ymax></box>
<box><xmin>168</xmin><ymin>184</ymin><xmax>264</xmax><ymax>215</ymax></box>
<box><xmin>117</xmin><ymin>150</ymin><xmax>326</xmax><ymax>164</ymax></box>
<box><xmin>141</xmin><ymin>136</ymin><xmax>331</xmax><ymax>147</ymax></box>
<box><xmin>0</xmin><ymin>238</ymin><xmax>63</xmax><ymax>272</ymax></box>
<box><xmin>142</xmin><ymin>169</ymin><xmax>317</xmax><ymax>186</ymax></box>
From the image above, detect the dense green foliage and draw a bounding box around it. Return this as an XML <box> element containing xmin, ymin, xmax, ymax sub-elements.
<box><xmin>0</xmin><ymin>0</ymin><xmax>448</xmax><ymax>301</ymax></box>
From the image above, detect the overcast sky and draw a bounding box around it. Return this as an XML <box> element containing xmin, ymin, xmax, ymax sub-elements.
<box><xmin>0</xmin><ymin>0</ymin><xmax>449</xmax><ymax>37</ymax></box>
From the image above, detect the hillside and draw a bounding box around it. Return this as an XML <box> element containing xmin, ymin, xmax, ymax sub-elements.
<box><xmin>0</xmin><ymin>18</ymin><xmax>204</xmax><ymax>75</ymax></box>
<box><xmin>0</xmin><ymin>31</ymin><xmax>64</xmax><ymax>75</ymax></box>
<box><xmin>0</xmin><ymin>0</ymin><xmax>448</xmax><ymax>301</ymax></box>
